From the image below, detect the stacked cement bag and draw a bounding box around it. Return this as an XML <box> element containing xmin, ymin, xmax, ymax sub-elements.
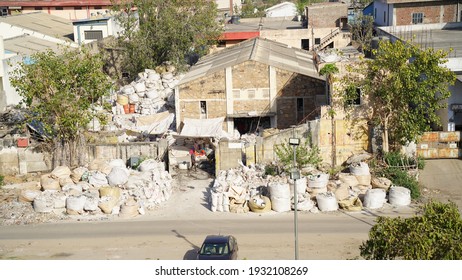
<box><xmin>119</xmin><ymin>197</ymin><xmax>140</xmax><ymax>218</ymax></box>
<box><xmin>306</xmin><ymin>173</ymin><xmax>329</xmax><ymax>196</ymax></box>
<box><xmin>388</xmin><ymin>186</ymin><xmax>411</xmax><ymax>206</ymax></box>
<box><xmin>33</xmin><ymin>190</ymin><xmax>66</xmax><ymax>213</ymax></box>
<box><xmin>363</xmin><ymin>189</ymin><xmax>386</xmax><ymax>209</ymax></box>
<box><xmin>98</xmin><ymin>186</ymin><xmax>121</xmax><ymax>214</ymax></box>
<box><xmin>66</xmin><ymin>195</ymin><xmax>87</xmax><ymax>215</ymax></box>
<box><xmin>40</xmin><ymin>174</ymin><xmax>61</xmax><ymax>191</ymax></box>
<box><xmin>268</xmin><ymin>183</ymin><xmax>291</xmax><ymax>212</ymax></box>
<box><xmin>27</xmin><ymin>158</ymin><xmax>173</xmax><ymax>218</ymax></box>
<box><xmin>350</xmin><ymin>162</ymin><xmax>371</xmax><ymax>186</ymax></box>
<box><xmin>316</xmin><ymin>192</ymin><xmax>339</xmax><ymax>212</ymax></box>
<box><xmin>107</xmin><ymin>166</ymin><xmax>130</xmax><ymax>186</ymax></box>
<box><xmin>113</xmin><ymin>68</ymin><xmax>181</xmax><ymax>115</ymax></box>
<box><xmin>371</xmin><ymin>177</ymin><xmax>392</xmax><ymax>191</ymax></box>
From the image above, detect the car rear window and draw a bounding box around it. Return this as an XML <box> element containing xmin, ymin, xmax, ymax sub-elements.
<box><xmin>200</xmin><ymin>243</ymin><xmax>229</xmax><ymax>255</ymax></box>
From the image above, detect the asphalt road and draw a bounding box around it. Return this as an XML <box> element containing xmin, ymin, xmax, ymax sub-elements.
<box><xmin>0</xmin><ymin>211</ymin><xmax>381</xmax><ymax>260</ymax></box>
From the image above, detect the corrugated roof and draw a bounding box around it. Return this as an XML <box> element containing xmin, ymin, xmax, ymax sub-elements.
<box><xmin>179</xmin><ymin>37</ymin><xmax>324</xmax><ymax>85</ymax></box>
<box><xmin>3</xmin><ymin>35</ymin><xmax>70</xmax><ymax>56</ymax></box>
<box><xmin>0</xmin><ymin>12</ymin><xmax>74</xmax><ymax>40</ymax></box>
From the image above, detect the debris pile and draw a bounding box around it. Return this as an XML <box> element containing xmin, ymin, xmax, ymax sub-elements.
<box><xmin>114</xmin><ymin>67</ymin><xmax>182</xmax><ymax>116</ymax></box>
<box><xmin>0</xmin><ymin>158</ymin><xmax>173</xmax><ymax>225</ymax></box>
<box><xmin>208</xmin><ymin>153</ymin><xmax>412</xmax><ymax>214</ymax></box>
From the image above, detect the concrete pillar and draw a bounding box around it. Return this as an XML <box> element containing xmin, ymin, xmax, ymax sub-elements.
<box><xmin>225</xmin><ymin>67</ymin><xmax>234</xmax><ymax>134</ymax></box>
<box><xmin>18</xmin><ymin>148</ymin><xmax>28</xmax><ymax>175</ymax></box>
<box><xmin>269</xmin><ymin>66</ymin><xmax>277</xmax><ymax>127</ymax></box>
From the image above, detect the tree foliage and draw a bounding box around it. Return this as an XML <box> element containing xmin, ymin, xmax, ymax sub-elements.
<box><xmin>275</xmin><ymin>137</ymin><xmax>322</xmax><ymax>172</ymax></box>
<box><xmin>349</xmin><ymin>14</ymin><xmax>374</xmax><ymax>54</ymax></box>
<box><xmin>341</xmin><ymin>40</ymin><xmax>456</xmax><ymax>153</ymax></box>
<box><xmin>360</xmin><ymin>201</ymin><xmax>462</xmax><ymax>260</ymax></box>
<box><xmin>9</xmin><ymin>46</ymin><xmax>112</xmax><ymax>145</ymax></box>
<box><xmin>112</xmin><ymin>0</ymin><xmax>223</xmax><ymax>78</ymax></box>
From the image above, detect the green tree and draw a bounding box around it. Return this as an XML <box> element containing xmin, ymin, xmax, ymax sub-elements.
<box><xmin>319</xmin><ymin>63</ymin><xmax>339</xmax><ymax>167</ymax></box>
<box><xmin>349</xmin><ymin>14</ymin><xmax>374</xmax><ymax>54</ymax></box>
<box><xmin>275</xmin><ymin>137</ymin><xmax>322</xmax><ymax>172</ymax></box>
<box><xmin>341</xmin><ymin>40</ymin><xmax>456</xmax><ymax>153</ymax></box>
<box><xmin>112</xmin><ymin>0</ymin><xmax>223</xmax><ymax>78</ymax></box>
<box><xmin>9</xmin><ymin>46</ymin><xmax>112</xmax><ymax>165</ymax></box>
<box><xmin>360</xmin><ymin>201</ymin><xmax>462</xmax><ymax>260</ymax></box>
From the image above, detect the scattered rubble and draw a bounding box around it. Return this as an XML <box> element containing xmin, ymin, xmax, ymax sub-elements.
<box><xmin>0</xmin><ymin>158</ymin><xmax>173</xmax><ymax>226</ymax></box>
<box><xmin>207</xmin><ymin>154</ymin><xmax>412</xmax><ymax>215</ymax></box>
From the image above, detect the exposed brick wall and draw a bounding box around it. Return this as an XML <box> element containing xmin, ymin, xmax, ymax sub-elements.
<box><xmin>276</xmin><ymin>71</ymin><xmax>325</xmax><ymax>128</ymax></box>
<box><xmin>395</xmin><ymin>2</ymin><xmax>458</xmax><ymax>25</ymax></box>
<box><xmin>234</xmin><ymin>100</ymin><xmax>270</xmax><ymax>114</ymax></box>
<box><xmin>178</xmin><ymin>61</ymin><xmax>325</xmax><ymax>131</ymax></box>
<box><xmin>178</xmin><ymin>71</ymin><xmax>226</xmax><ymax>100</ymax></box>
<box><xmin>232</xmin><ymin>61</ymin><xmax>270</xmax><ymax>88</ymax></box>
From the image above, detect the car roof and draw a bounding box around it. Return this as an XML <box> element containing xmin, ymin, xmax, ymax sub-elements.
<box><xmin>203</xmin><ymin>235</ymin><xmax>233</xmax><ymax>243</ymax></box>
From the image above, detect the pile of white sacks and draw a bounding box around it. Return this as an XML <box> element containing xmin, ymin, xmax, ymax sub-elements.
<box><xmin>209</xmin><ymin>160</ymin><xmax>412</xmax><ymax>214</ymax></box>
<box><xmin>19</xmin><ymin>158</ymin><xmax>173</xmax><ymax>218</ymax></box>
<box><xmin>114</xmin><ymin>67</ymin><xmax>184</xmax><ymax>116</ymax></box>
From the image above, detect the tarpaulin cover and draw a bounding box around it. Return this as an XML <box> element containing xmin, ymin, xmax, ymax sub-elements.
<box><xmin>132</xmin><ymin>111</ymin><xmax>174</xmax><ymax>135</ymax></box>
<box><xmin>180</xmin><ymin>117</ymin><xmax>224</xmax><ymax>137</ymax></box>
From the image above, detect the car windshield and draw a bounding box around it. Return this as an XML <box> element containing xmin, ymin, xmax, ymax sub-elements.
<box><xmin>199</xmin><ymin>242</ymin><xmax>229</xmax><ymax>255</ymax></box>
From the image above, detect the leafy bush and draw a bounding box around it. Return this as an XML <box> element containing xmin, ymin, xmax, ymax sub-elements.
<box><xmin>274</xmin><ymin>138</ymin><xmax>322</xmax><ymax>172</ymax></box>
<box><xmin>377</xmin><ymin>167</ymin><xmax>420</xmax><ymax>199</ymax></box>
<box><xmin>360</xmin><ymin>201</ymin><xmax>462</xmax><ymax>260</ymax></box>
<box><xmin>383</xmin><ymin>151</ymin><xmax>424</xmax><ymax>169</ymax></box>
<box><xmin>0</xmin><ymin>174</ymin><xmax>4</xmax><ymax>187</ymax></box>
<box><xmin>264</xmin><ymin>164</ymin><xmax>278</xmax><ymax>176</ymax></box>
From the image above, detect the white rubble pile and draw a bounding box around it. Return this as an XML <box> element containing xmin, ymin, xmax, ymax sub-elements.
<box><xmin>0</xmin><ymin>158</ymin><xmax>174</xmax><ymax>225</ymax></box>
<box><xmin>209</xmin><ymin>163</ymin><xmax>323</xmax><ymax>213</ymax></box>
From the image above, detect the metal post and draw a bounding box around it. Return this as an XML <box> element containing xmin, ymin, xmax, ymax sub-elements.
<box><xmin>293</xmin><ymin>143</ymin><xmax>299</xmax><ymax>260</ymax></box>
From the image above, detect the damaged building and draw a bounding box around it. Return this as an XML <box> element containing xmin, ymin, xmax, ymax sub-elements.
<box><xmin>174</xmin><ymin>37</ymin><xmax>327</xmax><ymax>136</ymax></box>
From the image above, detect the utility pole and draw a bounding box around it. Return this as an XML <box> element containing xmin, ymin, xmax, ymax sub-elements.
<box><xmin>289</xmin><ymin>126</ymin><xmax>300</xmax><ymax>260</ymax></box>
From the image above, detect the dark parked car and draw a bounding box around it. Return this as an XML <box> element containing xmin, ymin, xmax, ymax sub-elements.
<box><xmin>197</xmin><ymin>235</ymin><xmax>238</xmax><ymax>260</ymax></box>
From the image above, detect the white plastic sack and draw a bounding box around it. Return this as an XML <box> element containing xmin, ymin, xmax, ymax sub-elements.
<box><xmin>388</xmin><ymin>186</ymin><xmax>411</xmax><ymax>206</ymax></box>
<box><xmin>134</xmin><ymin>81</ymin><xmax>146</xmax><ymax>93</ymax></box>
<box><xmin>66</xmin><ymin>195</ymin><xmax>87</xmax><ymax>214</ymax></box>
<box><xmin>297</xmin><ymin>199</ymin><xmax>315</xmax><ymax>211</ymax></box>
<box><xmin>350</xmin><ymin>162</ymin><xmax>370</xmax><ymax>175</ymax></box>
<box><xmin>307</xmin><ymin>173</ymin><xmax>329</xmax><ymax>189</ymax></box>
<box><xmin>316</xmin><ymin>192</ymin><xmax>339</xmax><ymax>212</ymax></box>
<box><xmin>291</xmin><ymin>177</ymin><xmax>307</xmax><ymax>195</ymax></box>
<box><xmin>88</xmin><ymin>171</ymin><xmax>108</xmax><ymax>187</ymax></box>
<box><xmin>270</xmin><ymin>197</ymin><xmax>291</xmax><ymax>212</ymax></box>
<box><xmin>363</xmin><ymin>189</ymin><xmax>386</xmax><ymax>209</ymax></box>
<box><xmin>107</xmin><ymin>166</ymin><xmax>130</xmax><ymax>186</ymax></box>
<box><xmin>122</xmin><ymin>85</ymin><xmax>135</xmax><ymax>95</ymax></box>
<box><xmin>145</xmin><ymin>89</ymin><xmax>159</xmax><ymax>99</ymax></box>
<box><xmin>33</xmin><ymin>195</ymin><xmax>54</xmax><ymax>213</ymax></box>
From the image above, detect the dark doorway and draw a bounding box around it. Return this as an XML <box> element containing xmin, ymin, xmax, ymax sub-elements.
<box><xmin>234</xmin><ymin>117</ymin><xmax>271</xmax><ymax>135</ymax></box>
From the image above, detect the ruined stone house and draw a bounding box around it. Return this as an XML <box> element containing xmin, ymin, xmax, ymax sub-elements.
<box><xmin>174</xmin><ymin>37</ymin><xmax>327</xmax><ymax>136</ymax></box>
